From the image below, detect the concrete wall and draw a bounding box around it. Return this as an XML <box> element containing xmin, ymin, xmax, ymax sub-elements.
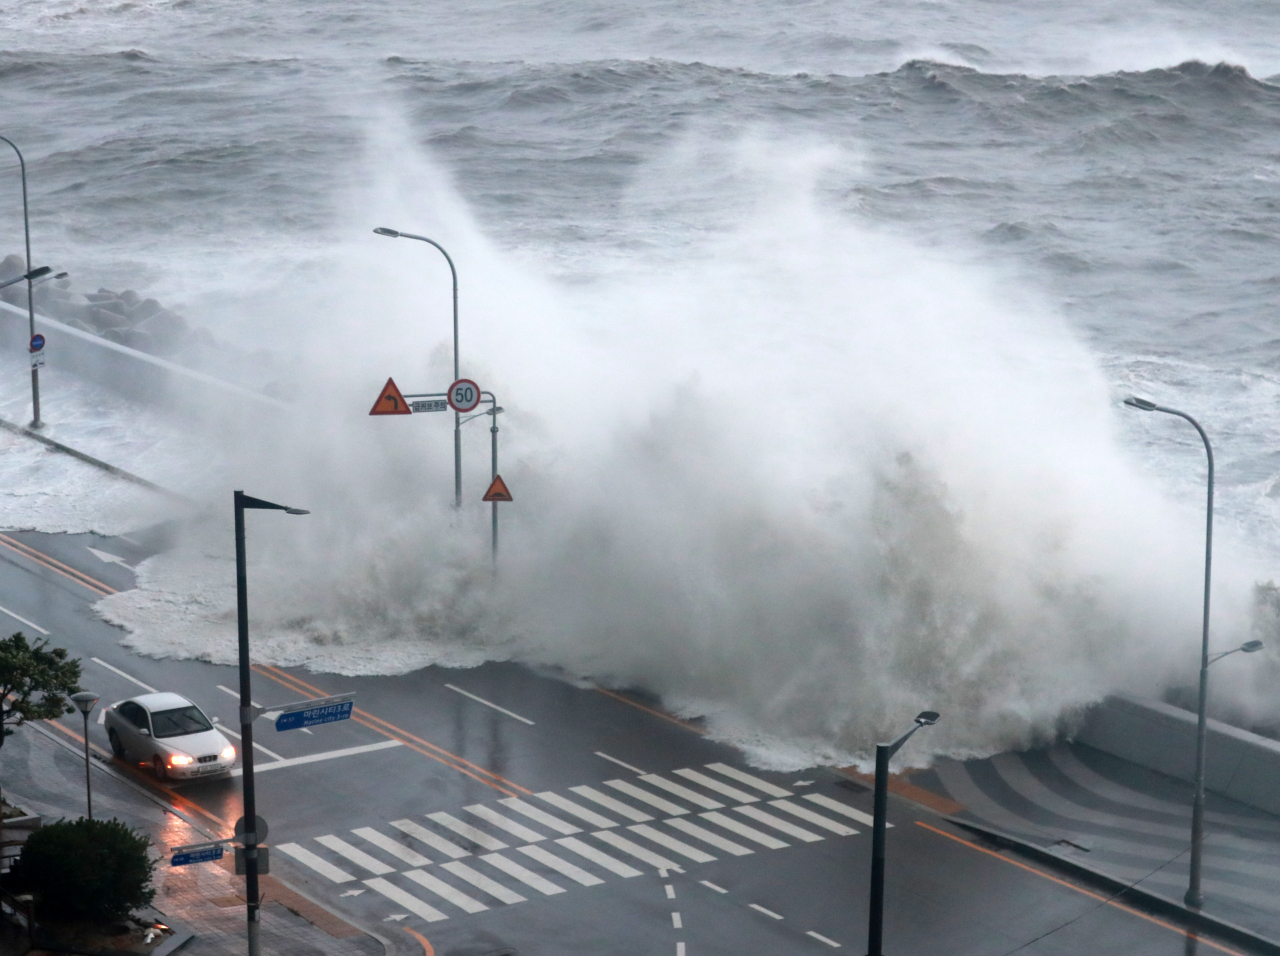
<box><xmin>0</xmin><ymin>299</ymin><xmax>282</xmax><ymax>418</ymax></box>
<box><xmin>1077</xmin><ymin>694</ymin><xmax>1280</xmax><ymax>816</ymax></box>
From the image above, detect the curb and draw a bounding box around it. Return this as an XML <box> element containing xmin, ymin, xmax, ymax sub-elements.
<box><xmin>0</xmin><ymin>417</ymin><xmax>190</xmax><ymax>504</ymax></box>
<box><xmin>947</xmin><ymin>815</ymin><xmax>1280</xmax><ymax>955</ymax></box>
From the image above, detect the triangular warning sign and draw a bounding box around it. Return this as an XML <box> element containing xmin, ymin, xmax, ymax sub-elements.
<box><xmin>483</xmin><ymin>475</ymin><xmax>513</xmax><ymax>502</ymax></box>
<box><xmin>369</xmin><ymin>377</ymin><xmax>411</xmax><ymax>415</ymax></box>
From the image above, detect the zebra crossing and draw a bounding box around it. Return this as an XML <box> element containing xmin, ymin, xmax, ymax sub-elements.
<box><xmin>277</xmin><ymin>762</ymin><xmax>874</xmax><ymax>925</ymax></box>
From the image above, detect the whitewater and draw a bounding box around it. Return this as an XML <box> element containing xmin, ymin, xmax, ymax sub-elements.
<box><xmin>3</xmin><ymin>0</ymin><xmax>1280</xmax><ymax>768</ymax></box>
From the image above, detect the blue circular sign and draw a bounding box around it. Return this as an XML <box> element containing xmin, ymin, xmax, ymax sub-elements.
<box><xmin>29</xmin><ymin>334</ymin><xmax>44</xmax><ymax>352</ymax></box>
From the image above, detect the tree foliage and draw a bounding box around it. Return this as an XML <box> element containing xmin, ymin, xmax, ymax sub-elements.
<box><xmin>10</xmin><ymin>817</ymin><xmax>156</xmax><ymax>921</ymax></box>
<box><xmin>0</xmin><ymin>632</ymin><xmax>81</xmax><ymax>747</ymax></box>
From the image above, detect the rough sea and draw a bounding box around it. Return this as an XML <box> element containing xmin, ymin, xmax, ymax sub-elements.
<box><xmin>4</xmin><ymin>0</ymin><xmax>1280</xmax><ymax>768</ymax></box>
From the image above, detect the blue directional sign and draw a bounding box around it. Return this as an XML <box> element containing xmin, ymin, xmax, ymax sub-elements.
<box><xmin>171</xmin><ymin>845</ymin><xmax>224</xmax><ymax>867</ymax></box>
<box><xmin>276</xmin><ymin>699</ymin><xmax>354</xmax><ymax>732</ymax></box>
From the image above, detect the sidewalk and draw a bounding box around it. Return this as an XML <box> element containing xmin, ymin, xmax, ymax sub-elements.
<box><xmin>908</xmin><ymin>741</ymin><xmax>1280</xmax><ymax>949</ymax></box>
<box><xmin>3</xmin><ymin>722</ymin><xmax>388</xmax><ymax>956</ymax></box>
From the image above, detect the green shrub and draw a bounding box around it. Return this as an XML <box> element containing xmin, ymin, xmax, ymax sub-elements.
<box><xmin>10</xmin><ymin>818</ymin><xmax>155</xmax><ymax>921</ymax></box>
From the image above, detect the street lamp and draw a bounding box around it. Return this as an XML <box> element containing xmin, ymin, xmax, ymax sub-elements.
<box><xmin>70</xmin><ymin>691</ymin><xmax>98</xmax><ymax>821</ymax></box>
<box><xmin>373</xmin><ymin>226</ymin><xmax>462</xmax><ymax>508</ymax></box>
<box><xmin>0</xmin><ymin>265</ymin><xmax>51</xmax><ymax>291</ymax></box>
<box><xmin>1123</xmin><ymin>395</ymin><xmax>1215</xmax><ymax>907</ymax></box>
<box><xmin>867</xmin><ymin>710</ymin><xmax>939</xmax><ymax>956</ymax></box>
<box><xmin>234</xmin><ymin>491</ymin><xmax>308</xmax><ymax>956</ymax></box>
<box><xmin>0</xmin><ymin>135</ymin><xmax>42</xmax><ymax>428</ymax></box>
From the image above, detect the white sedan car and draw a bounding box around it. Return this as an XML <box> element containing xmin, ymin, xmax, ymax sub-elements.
<box><xmin>104</xmin><ymin>692</ymin><xmax>236</xmax><ymax>780</ymax></box>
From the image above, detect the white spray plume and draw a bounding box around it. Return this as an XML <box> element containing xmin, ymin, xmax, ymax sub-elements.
<box><xmin>99</xmin><ymin>120</ymin><xmax>1268</xmax><ymax>769</ymax></box>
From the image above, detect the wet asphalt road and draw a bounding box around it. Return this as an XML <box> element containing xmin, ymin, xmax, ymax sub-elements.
<box><xmin>0</xmin><ymin>526</ymin><xmax>1253</xmax><ymax>956</ymax></box>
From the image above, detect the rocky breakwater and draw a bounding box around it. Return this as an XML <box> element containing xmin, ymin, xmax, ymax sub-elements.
<box><xmin>0</xmin><ymin>253</ymin><xmax>216</xmax><ymax>363</ymax></box>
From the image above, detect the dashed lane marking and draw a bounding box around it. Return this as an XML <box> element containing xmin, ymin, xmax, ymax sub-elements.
<box><xmin>672</xmin><ymin>911</ymin><xmax>683</xmax><ymax>929</ymax></box>
<box><xmin>700</xmin><ymin>880</ymin><xmax>727</xmax><ymax>893</ymax></box>
<box><xmin>595</xmin><ymin>750</ymin><xmax>645</xmax><ymax>774</ymax></box>
<box><xmin>0</xmin><ymin>603</ymin><xmax>47</xmax><ymax>634</ymax></box>
<box><xmin>806</xmin><ymin>930</ymin><xmax>841</xmax><ymax>947</ymax></box>
<box><xmin>750</xmin><ymin>904</ymin><xmax>783</xmax><ymax>920</ymax></box>
<box><xmin>444</xmin><ymin>684</ymin><xmax>535</xmax><ymax>725</ymax></box>
<box><xmin>91</xmin><ymin>657</ymin><xmax>156</xmax><ymax>693</ymax></box>
<box><xmin>230</xmin><ymin>739</ymin><xmax>401</xmax><ymax>775</ymax></box>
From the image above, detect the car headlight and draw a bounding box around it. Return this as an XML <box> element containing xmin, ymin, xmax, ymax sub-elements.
<box><xmin>169</xmin><ymin>754</ymin><xmax>194</xmax><ymax>766</ymax></box>
<box><xmin>221</xmin><ymin>746</ymin><xmax>235</xmax><ymax>760</ymax></box>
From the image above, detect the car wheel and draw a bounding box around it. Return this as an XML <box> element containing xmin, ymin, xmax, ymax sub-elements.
<box><xmin>152</xmin><ymin>755</ymin><xmax>167</xmax><ymax>781</ymax></box>
<box><xmin>108</xmin><ymin>729</ymin><xmax>125</xmax><ymax>759</ymax></box>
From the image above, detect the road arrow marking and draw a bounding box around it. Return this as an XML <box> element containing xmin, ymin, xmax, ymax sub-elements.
<box><xmin>340</xmin><ymin>889</ymin><xmax>366</xmax><ymax>897</ymax></box>
<box><xmin>383</xmin><ymin>915</ymin><xmax>407</xmax><ymax>922</ymax></box>
<box><xmin>87</xmin><ymin>547</ymin><xmax>134</xmax><ymax>571</ymax></box>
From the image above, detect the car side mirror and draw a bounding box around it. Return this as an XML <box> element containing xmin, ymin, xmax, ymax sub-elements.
<box><xmin>138</xmin><ymin>728</ymin><xmax>151</xmax><ymax>737</ymax></box>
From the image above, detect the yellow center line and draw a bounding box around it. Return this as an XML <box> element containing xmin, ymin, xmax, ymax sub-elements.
<box><xmin>0</xmin><ymin>532</ymin><xmax>115</xmax><ymax>597</ymax></box>
<box><xmin>594</xmin><ymin>687</ymin><xmax>707</xmax><ymax>735</ymax></box>
<box><xmin>404</xmin><ymin>926</ymin><xmax>436</xmax><ymax>955</ymax></box>
<box><xmin>915</xmin><ymin>821</ymin><xmax>1246</xmax><ymax>956</ymax></box>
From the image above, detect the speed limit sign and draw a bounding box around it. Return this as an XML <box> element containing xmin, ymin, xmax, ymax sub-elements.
<box><xmin>447</xmin><ymin>378</ymin><xmax>482</xmax><ymax>413</ymax></box>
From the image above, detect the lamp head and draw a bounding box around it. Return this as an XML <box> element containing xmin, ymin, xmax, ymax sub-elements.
<box><xmin>23</xmin><ymin>266</ymin><xmax>51</xmax><ymax>281</ymax></box>
<box><xmin>52</xmin><ymin>272</ymin><xmax>68</xmax><ymax>280</ymax></box>
<box><xmin>1124</xmin><ymin>397</ymin><xmax>1159</xmax><ymax>411</ymax></box>
<box><xmin>1242</xmin><ymin>640</ymin><xmax>1264</xmax><ymax>653</ymax></box>
<box><xmin>914</xmin><ymin>710</ymin><xmax>940</xmax><ymax>727</ymax></box>
<box><xmin>488</xmin><ymin>406</ymin><xmax>504</xmax><ymax>415</ymax></box>
<box><xmin>373</xmin><ymin>227</ymin><xmax>401</xmax><ymax>238</ymax></box>
<box><xmin>284</xmin><ymin>508</ymin><xmax>310</xmax><ymax>515</ymax></box>
<box><xmin>70</xmin><ymin>691</ymin><xmax>99</xmax><ymax>715</ymax></box>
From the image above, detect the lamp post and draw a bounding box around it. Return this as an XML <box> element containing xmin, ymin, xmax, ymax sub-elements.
<box><xmin>234</xmin><ymin>490</ymin><xmax>308</xmax><ymax>956</ymax></box>
<box><xmin>373</xmin><ymin>227</ymin><xmax>462</xmax><ymax>508</ymax></box>
<box><xmin>866</xmin><ymin>710</ymin><xmax>939</xmax><ymax>956</ymax></box>
<box><xmin>70</xmin><ymin>691</ymin><xmax>98</xmax><ymax>820</ymax></box>
<box><xmin>1123</xmin><ymin>396</ymin><xmax>1215</xmax><ymax>907</ymax></box>
<box><xmin>0</xmin><ymin>135</ymin><xmax>41</xmax><ymax>428</ymax></box>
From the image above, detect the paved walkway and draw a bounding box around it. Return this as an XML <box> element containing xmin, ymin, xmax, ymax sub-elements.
<box><xmin>2</xmin><ymin>722</ymin><xmax>389</xmax><ymax>956</ymax></box>
<box><xmin>910</xmin><ymin>743</ymin><xmax>1280</xmax><ymax>945</ymax></box>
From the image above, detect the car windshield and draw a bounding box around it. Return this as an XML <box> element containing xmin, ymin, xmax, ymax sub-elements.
<box><xmin>150</xmin><ymin>705</ymin><xmax>213</xmax><ymax>739</ymax></box>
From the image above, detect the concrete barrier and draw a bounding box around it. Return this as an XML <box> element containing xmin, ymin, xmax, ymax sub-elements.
<box><xmin>0</xmin><ymin>299</ymin><xmax>282</xmax><ymax>417</ymax></box>
<box><xmin>1076</xmin><ymin>694</ymin><xmax>1280</xmax><ymax>816</ymax></box>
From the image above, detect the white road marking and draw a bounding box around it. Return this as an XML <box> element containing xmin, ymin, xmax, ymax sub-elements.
<box><xmin>750</xmin><ymin>903</ymin><xmax>783</xmax><ymax>920</ymax></box>
<box><xmin>315</xmin><ymin>835</ymin><xmax>395</xmax><ymax>875</ymax></box>
<box><xmin>215</xmin><ymin>724</ymin><xmax>284</xmax><ymax>761</ymax></box>
<box><xmin>231</xmin><ymin>739</ymin><xmax>401</xmax><ymax>775</ymax></box>
<box><xmin>673</xmin><ymin>768</ymin><xmax>759</xmax><ymax>803</ymax></box>
<box><xmin>555</xmin><ymin>837</ymin><xmax>642</xmax><ymax>878</ymax></box>
<box><xmin>672</xmin><ymin>911</ymin><xmax>683</xmax><ymax>929</ymax></box>
<box><xmin>91</xmin><ymin>657</ymin><xmax>156</xmax><ymax>693</ymax></box>
<box><xmin>592</xmin><ymin>830</ymin><xmax>682</xmax><ymax>872</ymax></box>
<box><xmin>444</xmin><ymin>684</ymin><xmax>535</xmax><ymax>725</ymax></box>
<box><xmin>794</xmin><ymin>781</ymin><xmax>814</xmax><ymax>787</ymax></box>
<box><xmin>677</xmin><ymin>944</ymin><xmax>686</xmax><ymax>956</ymax></box>
<box><xmin>353</xmin><ymin>827</ymin><xmax>433</xmax><ymax>867</ymax></box>
<box><xmin>276</xmin><ymin>843</ymin><xmax>355</xmax><ymax>883</ymax></box>
<box><xmin>641</xmin><ymin>774</ymin><xmax>723</xmax><ymax>810</ymax></box>
<box><xmin>768</xmin><ymin>799</ymin><xmax>856</xmax><ymax>836</ymax></box>
<box><xmin>442</xmin><ymin>860</ymin><xmax>527</xmax><ymax>904</ymax></box>
<box><xmin>628</xmin><ymin>824</ymin><xmax>716</xmax><ymax>863</ymax></box>
<box><xmin>363</xmin><ymin>878</ymin><xmax>448</xmax><ymax>922</ymax></box>
<box><xmin>665</xmin><ymin>884</ymin><xmax>676</xmax><ymax>899</ymax></box>
<box><xmin>465</xmin><ymin>804</ymin><xmax>545</xmax><ymax>843</ymax></box>
<box><xmin>86</xmin><ymin>547</ymin><xmax>133</xmax><ymax>570</ymax></box>
<box><xmin>735</xmin><ymin>805</ymin><xmax>823</xmax><ymax>843</ymax></box>
<box><xmin>403</xmin><ymin>869</ymin><xmax>489</xmax><ymax>913</ymax></box>
<box><xmin>0</xmin><ymin>604</ymin><xmax>47</xmax><ymax>635</ymax></box>
<box><xmin>340</xmin><ymin>889</ymin><xmax>366</xmax><ymax>897</ymax></box>
<box><xmin>699</xmin><ymin>812</ymin><xmax>788</xmax><ymax>849</ymax></box>
<box><xmin>383</xmin><ymin>914</ymin><xmax>407</xmax><ymax>922</ymax></box>
<box><xmin>216</xmin><ymin>685</ymin><xmax>262</xmax><ymax>708</ymax></box>
<box><xmin>518</xmin><ymin>845</ymin><xmax>604</xmax><ymax>886</ymax></box>
<box><xmin>803</xmin><ymin>793</ymin><xmax>883</xmax><ymax>828</ymax></box>
<box><xmin>427</xmin><ymin>812</ymin><xmax>508</xmax><ymax>851</ymax></box>
<box><xmin>390</xmin><ymin>820</ymin><xmax>470</xmax><ymax>859</ymax></box>
<box><xmin>806</xmin><ymin>930</ymin><xmax>841</xmax><ymax>947</ymax></box>
<box><xmin>500</xmin><ymin>797</ymin><xmax>581</xmax><ymax>834</ymax></box>
<box><xmin>595</xmin><ymin>751</ymin><xmax>645</xmax><ymax>774</ymax></box>
<box><xmin>481</xmin><ymin>852</ymin><xmax>565</xmax><ymax>896</ymax></box>
<box><xmin>604</xmin><ymin>779</ymin><xmax>688</xmax><ymax>816</ymax></box>
<box><xmin>571</xmin><ymin>785</ymin><xmax>653</xmax><ymax>822</ymax></box>
<box><xmin>704</xmin><ymin>763</ymin><xmax>791</xmax><ymax>798</ymax></box>
<box><xmin>665</xmin><ymin>818</ymin><xmax>753</xmax><ymax>856</ymax></box>
<box><xmin>538</xmin><ymin>791</ymin><xmax>618</xmax><ymax>829</ymax></box>
<box><xmin>97</xmin><ymin>709</ymin><xmax>106</xmax><ymax>725</ymax></box>
<box><xmin>700</xmin><ymin>880</ymin><xmax>727</xmax><ymax>893</ymax></box>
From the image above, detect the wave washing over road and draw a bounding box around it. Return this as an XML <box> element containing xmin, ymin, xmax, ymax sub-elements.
<box><xmin>6</xmin><ymin>0</ymin><xmax>1280</xmax><ymax>766</ymax></box>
